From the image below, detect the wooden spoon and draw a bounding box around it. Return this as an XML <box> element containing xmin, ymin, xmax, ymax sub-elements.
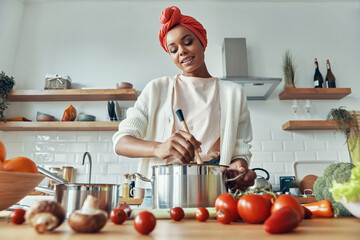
<box><xmin>175</xmin><ymin>109</ymin><xmax>203</xmax><ymax>164</ymax></box>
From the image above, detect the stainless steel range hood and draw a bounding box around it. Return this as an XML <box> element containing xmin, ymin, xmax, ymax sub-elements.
<box><xmin>219</xmin><ymin>38</ymin><xmax>281</xmax><ymax>100</ymax></box>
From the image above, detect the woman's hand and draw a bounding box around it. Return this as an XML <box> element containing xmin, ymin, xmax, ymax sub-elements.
<box><xmin>153</xmin><ymin>130</ymin><xmax>202</xmax><ymax>163</ymax></box>
<box><xmin>227</xmin><ymin>158</ymin><xmax>257</xmax><ymax>191</ymax></box>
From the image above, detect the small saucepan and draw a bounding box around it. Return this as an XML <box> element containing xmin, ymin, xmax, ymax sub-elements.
<box><xmin>36</xmin><ymin>166</ymin><xmax>120</xmax><ymax>218</ymax></box>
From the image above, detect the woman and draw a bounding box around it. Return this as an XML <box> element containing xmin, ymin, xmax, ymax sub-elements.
<box><xmin>113</xmin><ymin>6</ymin><xmax>256</xmax><ymax>207</ymax></box>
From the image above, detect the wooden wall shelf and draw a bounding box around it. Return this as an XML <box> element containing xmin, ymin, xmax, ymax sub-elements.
<box><xmin>0</xmin><ymin>121</ymin><xmax>119</xmax><ymax>131</ymax></box>
<box><xmin>279</xmin><ymin>88</ymin><xmax>351</xmax><ymax>100</ymax></box>
<box><xmin>8</xmin><ymin>89</ymin><xmax>138</xmax><ymax>102</ymax></box>
<box><xmin>282</xmin><ymin>120</ymin><xmax>338</xmax><ymax>130</ymax></box>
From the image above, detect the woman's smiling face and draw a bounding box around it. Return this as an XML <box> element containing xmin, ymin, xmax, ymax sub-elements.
<box><xmin>166</xmin><ymin>25</ymin><xmax>207</xmax><ymax>77</ymax></box>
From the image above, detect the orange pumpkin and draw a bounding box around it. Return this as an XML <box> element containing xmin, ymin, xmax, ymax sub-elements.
<box><xmin>2</xmin><ymin>157</ymin><xmax>38</xmax><ymax>173</ymax></box>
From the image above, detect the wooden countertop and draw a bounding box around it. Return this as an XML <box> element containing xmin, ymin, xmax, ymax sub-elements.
<box><xmin>1</xmin><ymin>211</ymin><xmax>359</xmax><ymax>240</ymax></box>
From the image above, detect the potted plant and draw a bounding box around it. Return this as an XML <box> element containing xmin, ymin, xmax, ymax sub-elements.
<box><xmin>327</xmin><ymin>107</ymin><xmax>360</xmax><ymax>164</ymax></box>
<box><xmin>282</xmin><ymin>49</ymin><xmax>296</xmax><ymax>88</ymax></box>
<box><xmin>0</xmin><ymin>71</ymin><xmax>15</xmax><ymax>122</ymax></box>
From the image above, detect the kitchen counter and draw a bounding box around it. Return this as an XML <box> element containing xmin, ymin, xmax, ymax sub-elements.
<box><xmin>1</xmin><ymin>211</ymin><xmax>359</xmax><ymax>240</ymax></box>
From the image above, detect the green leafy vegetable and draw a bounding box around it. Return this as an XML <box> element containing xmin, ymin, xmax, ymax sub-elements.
<box><xmin>330</xmin><ymin>164</ymin><xmax>360</xmax><ymax>202</ymax></box>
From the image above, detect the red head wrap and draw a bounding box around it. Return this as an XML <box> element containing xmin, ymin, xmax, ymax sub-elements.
<box><xmin>159</xmin><ymin>6</ymin><xmax>207</xmax><ymax>53</ymax></box>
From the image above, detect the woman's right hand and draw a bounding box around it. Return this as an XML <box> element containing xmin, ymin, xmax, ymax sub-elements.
<box><xmin>153</xmin><ymin>130</ymin><xmax>201</xmax><ymax>163</ymax></box>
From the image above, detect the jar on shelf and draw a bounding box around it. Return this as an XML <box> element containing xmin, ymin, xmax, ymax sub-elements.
<box><xmin>122</xmin><ymin>173</ymin><xmax>130</xmax><ymax>198</ymax></box>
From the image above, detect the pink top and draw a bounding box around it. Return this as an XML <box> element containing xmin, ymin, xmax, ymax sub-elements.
<box><xmin>167</xmin><ymin>75</ymin><xmax>221</xmax><ymax>163</ymax></box>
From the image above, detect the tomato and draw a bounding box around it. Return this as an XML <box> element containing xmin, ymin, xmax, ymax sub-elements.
<box><xmin>134</xmin><ymin>211</ymin><xmax>156</xmax><ymax>235</ymax></box>
<box><xmin>10</xmin><ymin>209</ymin><xmax>26</xmax><ymax>225</ymax></box>
<box><xmin>271</xmin><ymin>195</ymin><xmax>304</xmax><ymax>220</ymax></box>
<box><xmin>215</xmin><ymin>193</ymin><xmax>239</xmax><ymax>222</ymax></box>
<box><xmin>237</xmin><ymin>194</ymin><xmax>271</xmax><ymax>224</ymax></box>
<box><xmin>195</xmin><ymin>207</ymin><xmax>209</xmax><ymax>222</ymax></box>
<box><xmin>261</xmin><ymin>193</ymin><xmax>276</xmax><ymax>205</ymax></box>
<box><xmin>216</xmin><ymin>209</ymin><xmax>231</xmax><ymax>224</ymax></box>
<box><xmin>170</xmin><ymin>207</ymin><xmax>185</xmax><ymax>221</ymax></box>
<box><xmin>110</xmin><ymin>208</ymin><xmax>127</xmax><ymax>225</ymax></box>
<box><xmin>264</xmin><ymin>206</ymin><xmax>301</xmax><ymax>234</ymax></box>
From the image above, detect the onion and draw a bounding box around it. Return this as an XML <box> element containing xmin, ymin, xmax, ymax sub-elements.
<box><xmin>118</xmin><ymin>204</ymin><xmax>132</xmax><ymax>217</ymax></box>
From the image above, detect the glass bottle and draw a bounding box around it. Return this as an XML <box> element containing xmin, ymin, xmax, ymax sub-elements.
<box><xmin>313</xmin><ymin>58</ymin><xmax>323</xmax><ymax>88</ymax></box>
<box><xmin>122</xmin><ymin>173</ymin><xmax>130</xmax><ymax>198</ymax></box>
<box><xmin>325</xmin><ymin>59</ymin><xmax>336</xmax><ymax>88</ymax></box>
<box><xmin>129</xmin><ymin>174</ymin><xmax>135</xmax><ymax>198</ymax></box>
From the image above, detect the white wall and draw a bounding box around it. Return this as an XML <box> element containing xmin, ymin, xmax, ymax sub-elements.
<box><xmin>1</xmin><ymin>1</ymin><xmax>359</xmax><ymax>188</ymax></box>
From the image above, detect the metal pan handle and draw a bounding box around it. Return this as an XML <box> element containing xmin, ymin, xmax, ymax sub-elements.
<box><xmin>225</xmin><ymin>169</ymin><xmax>247</xmax><ymax>182</ymax></box>
<box><xmin>37</xmin><ymin>166</ymin><xmax>68</xmax><ymax>184</ymax></box>
<box><xmin>134</xmin><ymin>173</ymin><xmax>152</xmax><ymax>183</ymax></box>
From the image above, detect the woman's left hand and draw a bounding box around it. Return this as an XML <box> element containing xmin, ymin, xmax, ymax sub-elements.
<box><xmin>227</xmin><ymin>159</ymin><xmax>257</xmax><ymax>191</ymax></box>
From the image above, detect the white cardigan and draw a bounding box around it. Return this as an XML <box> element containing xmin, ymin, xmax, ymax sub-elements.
<box><xmin>112</xmin><ymin>75</ymin><xmax>253</xmax><ymax>188</ymax></box>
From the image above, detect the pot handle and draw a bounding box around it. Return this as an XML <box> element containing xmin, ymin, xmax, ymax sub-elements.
<box><xmin>34</xmin><ymin>186</ymin><xmax>55</xmax><ymax>195</ymax></box>
<box><xmin>252</xmin><ymin>168</ymin><xmax>270</xmax><ymax>180</ymax></box>
<box><xmin>225</xmin><ymin>170</ymin><xmax>247</xmax><ymax>182</ymax></box>
<box><xmin>134</xmin><ymin>173</ymin><xmax>152</xmax><ymax>183</ymax></box>
<box><xmin>37</xmin><ymin>166</ymin><xmax>68</xmax><ymax>184</ymax></box>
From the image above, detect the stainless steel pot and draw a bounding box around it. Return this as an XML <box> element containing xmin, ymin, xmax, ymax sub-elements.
<box><xmin>136</xmin><ymin>163</ymin><xmax>243</xmax><ymax>209</ymax></box>
<box><xmin>36</xmin><ymin>166</ymin><xmax>120</xmax><ymax>218</ymax></box>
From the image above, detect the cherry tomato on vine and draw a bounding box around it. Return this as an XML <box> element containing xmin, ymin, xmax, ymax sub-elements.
<box><xmin>195</xmin><ymin>207</ymin><xmax>209</xmax><ymax>222</ymax></box>
<box><xmin>216</xmin><ymin>209</ymin><xmax>232</xmax><ymax>224</ymax></box>
<box><xmin>170</xmin><ymin>207</ymin><xmax>185</xmax><ymax>221</ymax></box>
<box><xmin>110</xmin><ymin>208</ymin><xmax>127</xmax><ymax>225</ymax></box>
<box><xmin>215</xmin><ymin>193</ymin><xmax>239</xmax><ymax>222</ymax></box>
<box><xmin>10</xmin><ymin>209</ymin><xmax>26</xmax><ymax>225</ymax></box>
<box><xmin>261</xmin><ymin>193</ymin><xmax>276</xmax><ymax>205</ymax></box>
<box><xmin>271</xmin><ymin>195</ymin><xmax>304</xmax><ymax>220</ymax></box>
<box><xmin>134</xmin><ymin>211</ymin><xmax>156</xmax><ymax>235</ymax></box>
<box><xmin>237</xmin><ymin>194</ymin><xmax>271</xmax><ymax>224</ymax></box>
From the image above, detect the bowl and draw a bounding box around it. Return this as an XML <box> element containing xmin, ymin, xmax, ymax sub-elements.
<box><xmin>0</xmin><ymin>171</ymin><xmax>45</xmax><ymax>210</ymax></box>
<box><xmin>116</xmin><ymin>82</ymin><xmax>133</xmax><ymax>89</ymax></box>
<box><xmin>341</xmin><ymin>198</ymin><xmax>360</xmax><ymax>218</ymax></box>
<box><xmin>78</xmin><ymin>114</ymin><xmax>96</xmax><ymax>121</ymax></box>
<box><xmin>36</xmin><ymin>114</ymin><xmax>55</xmax><ymax>121</ymax></box>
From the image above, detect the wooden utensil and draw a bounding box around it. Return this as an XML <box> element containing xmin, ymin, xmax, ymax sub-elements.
<box><xmin>175</xmin><ymin>109</ymin><xmax>203</xmax><ymax>164</ymax></box>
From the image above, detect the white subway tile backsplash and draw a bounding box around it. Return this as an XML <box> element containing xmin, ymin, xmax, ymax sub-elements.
<box><xmin>305</xmin><ymin>141</ymin><xmax>326</xmax><ymax>151</ymax></box>
<box><xmin>285</xmin><ymin>163</ymin><xmax>295</xmax><ymax>175</ymax></box>
<box><xmin>251</xmin><ymin>152</ymin><xmax>273</xmax><ymax>162</ymax></box>
<box><xmin>250</xmin><ymin>141</ymin><xmax>261</xmax><ymax>151</ymax></box>
<box><xmin>33</xmin><ymin>152</ymin><xmax>53</xmax><ymax>163</ymax></box>
<box><xmin>87</xmin><ymin>142</ymin><xmax>109</xmax><ymax>152</ymax></box>
<box><xmin>95</xmin><ymin>175</ymin><xmax>118</xmax><ymax>184</ymax></box>
<box><xmin>54</xmin><ymin>153</ymin><xmax>76</xmax><ymax>163</ymax></box>
<box><xmin>295</xmin><ymin>151</ymin><xmax>317</xmax><ymax>161</ymax></box>
<box><xmin>263</xmin><ymin>163</ymin><xmax>285</xmax><ymax>174</ymax></box>
<box><xmin>284</xmin><ymin>141</ymin><xmax>304</xmax><ymax>151</ymax></box>
<box><xmin>253</xmin><ymin>130</ymin><xmax>271</xmax><ymax>140</ymax></box>
<box><xmin>0</xmin><ymin>132</ymin><xmax>16</xmax><ymax>141</ymax></box>
<box><xmin>4</xmin><ymin>142</ymin><xmax>24</xmax><ymax>153</ymax></box>
<box><xmin>315</xmin><ymin>131</ymin><xmax>337</xmax><ymax>140</ymax></box>
<box><xmin>262</xmin><ymin>141</ymin><xmax>283</xmax><ymax>151</ymax></box>
<box><xmin>78</xmin><ymin>132</ymin><xmax>99</xmax><ymax>142</ymax></box>
<box><xmin>107</xmin><ymin>164</ymin><xmax>123</xmax><ymax>174</ymax></box>
<box><xmin>248</xmin><ymin>162</ymin><xmax>263</xmax><ymax>169</ymax></box>
<box><xmin>317</xmin><ymin>151</ymin><xmax>339</xmax><ymax>161</ymax></box>
<box><xmin>273</xmin><ymin>152</ymin><xmax>295</xmax><ymax>162</ymax></box>
<box><xmin>326</xmin><ymin>141</ymin><xmax>348</xmax><ymax>151</ymax></box>
<box><xmin>66</xmin><ymin>142</ymin><xmax>87</xmax><ymax>152</ymax></box>
<box><xmin>36</xmin><ymin>132</ymin><xmax>57</xmax><ymax>141</ymax></box>
<box><xmin>99</xmin><ymin>132</ymin><xmax>114</xmax><ymax>141</ymax></box>
<box><xmin>15</xmin><ymin>132</ymin><xmax>36</xmax><ymax>141</ymax></box>
<box><xmin>338</xmin><ymin>151</ymin><xmax>351</xmax><ymax>163</ymax></box>
<box><xmin>293</xmin><ymin>131</ymin><xmax>315</xmax><ymax>140</ymax></box>
<box><xmin>91</xmin><ymin>164</ymin><xmax>108</xmax><ymax>174</ymax></box>
<box><xmin>271</xmin><ymin>130</ymin><xmax>292</xmax><ymax>140</ymax></box>
<box><xmin>57</xmin><ymin>132</ymin><xmax>78</xmax><ymax>141</ymax></box>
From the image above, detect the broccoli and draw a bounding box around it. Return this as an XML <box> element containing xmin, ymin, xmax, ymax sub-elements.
<box><xmin>313</xmin><ymin>162</ymin><xmax>355</xmax><ymax>216</ymax></box>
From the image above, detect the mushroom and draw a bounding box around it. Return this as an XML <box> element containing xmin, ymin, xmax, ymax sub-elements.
<box><xmin>68</xmin><ymin>195</ymin><xmax>108</xmax><ymax>233</ymax></box>
<box><xmin>25</xmin><ymin>201</ymin><xmax>65</xmax><ymax>234</ymax></box>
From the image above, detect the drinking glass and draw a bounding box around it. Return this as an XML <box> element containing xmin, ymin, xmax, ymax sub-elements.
<box><xmin>304</xmin><ymin>99</ymin><xmax>312</xmax><ymax>119</ymax></box>
<box><xmin>291</xmin><ymin>100</ymin><xmax>299</xmax><ymax>119</ymax></box>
